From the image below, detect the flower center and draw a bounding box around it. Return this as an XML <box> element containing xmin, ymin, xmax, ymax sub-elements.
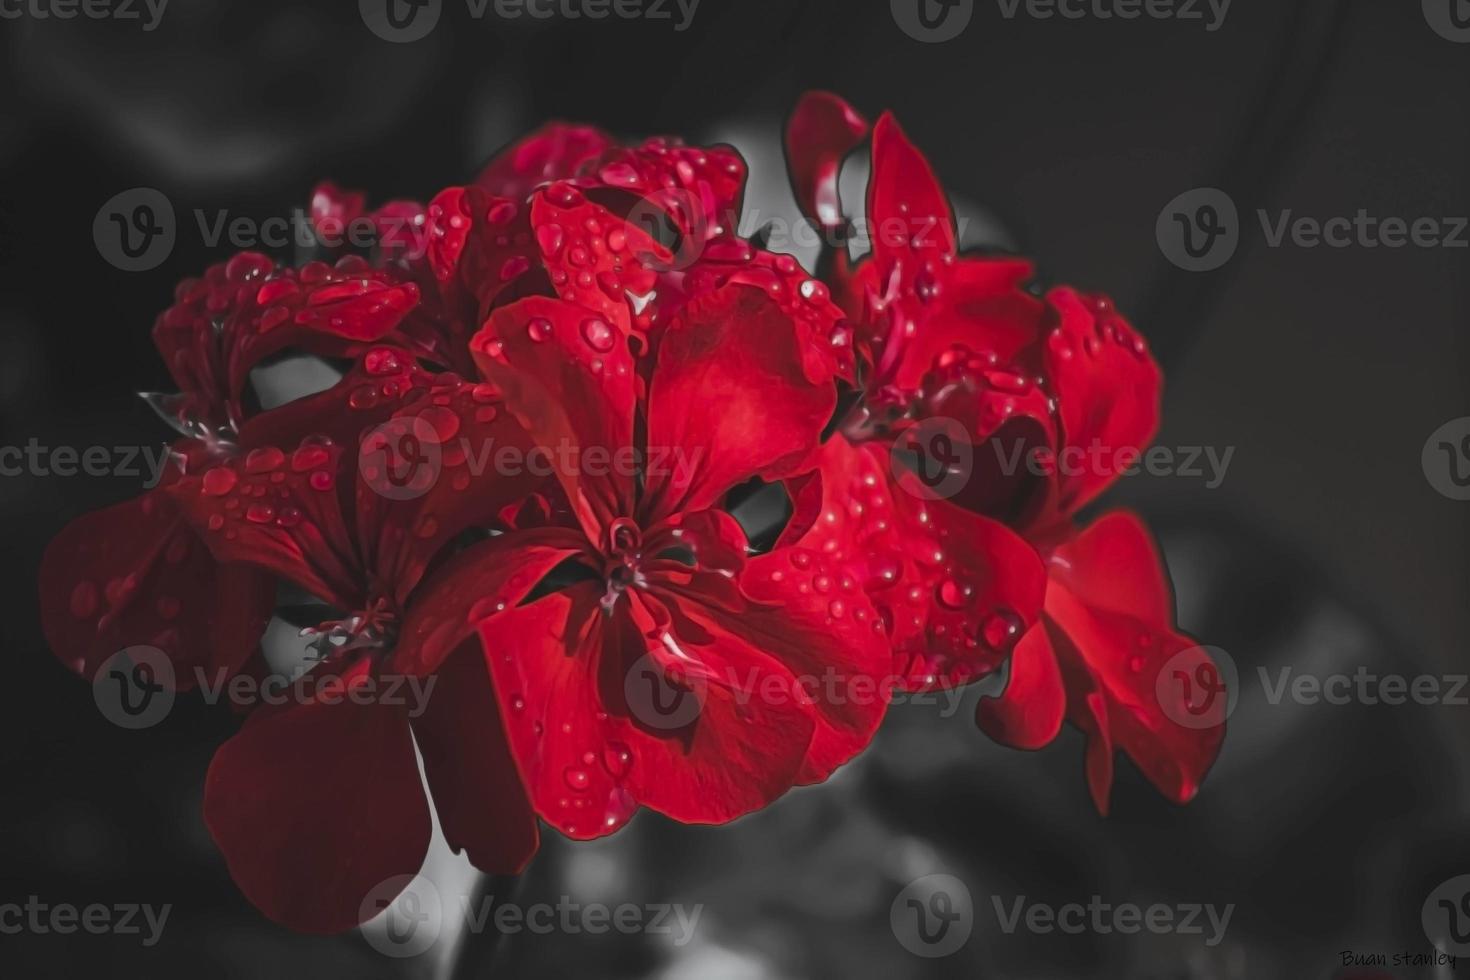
<box><xmin>600</xmin><ymin>518</ymin><xmax>647</xmax><ymax>614</ymax></box>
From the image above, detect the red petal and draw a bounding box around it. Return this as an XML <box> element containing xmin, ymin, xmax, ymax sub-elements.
<box><xmin>39</xmin><ymin>479</ymin><xmax>275</xmax><ymax>690</ymax></box>
<box><xmin>473</xmin><ymin>296</ymin><xmax>637</xmax><ymax>544</ymax></box>
<box><xmin>479</xmin><ymin>584</ymin><xmax>816</xmax><ymax>839</ymax></box>
<box><xmin>867</xmin><ymin>112</ymin><xmax>957</xmax><ymax>274</ymax></box>
<box><xmin>529</xmin><ymin>185</ymin><xmax>666</xmax><ymax>338</ymax></box>
<box><xmin>425</xmin><ymin>185</ymin><xmax>538</xmax><ymax>327</ymax></box>
<box><xmin>154</xmin><ymin>254</ymin><xmax>421</xmax><ymax>432</ymax></box>
<box><xmin>643</xmin><ymin>283</ymin><xmax>836</xmax><ymax>522</ymax></box>
<box><xmin>412</xmin><ymin>641</ymin><xmax>539</xmax><ymax>874</ymax></box>
<box><xmin>785</xmin><ymin>91</ymin><xmax>869</xmax><ymax>232</ymax></box>
<box><xmin>203</xmin><ymin>662</ymin><xmax>431</xmax><ymax>933</ymax></box>
<box><xmin>474</xmin><ymin>122</ymin><xmax>614</xmax><ymax>201</ymax></box>
<box><xmin>164</xmin><ymin>443</ymin><xmax>361</xmax><ymax>609</ymax></box>
<box><xmin>1041</xmin><ymin>289</ymin><xmax>1161</xmax><ymax>517</ymax></box>
<box><xmin>390</xmin><ymin>526</ymin><xmax>588</xmax><ymax>677</ymax></box>
<box><xmin>308</xmin><ymin>181</ymin><xmax>366</xmax><ymax>242</ymax></box>
<box><xmin>974</xmin><ymin>621</ymin><xmax>1066</xmax><ymax>750</ymax></box>
<box><xmin>586</xmin><ymin>137</ymin><xmax>746</xmax><ymax>245</ymax></box>
<box><xmin>1042</xmin><ymin>512</ymin><xmax>1225</xmax><ymax>812</ymax></box>
<box><xmin>734</xmin><ymin>546</ymin><xmax>892</xmax><ymax>783</ymax></box>
<box><xmin>785</xmin><ymin>437</ymin><xmax>1046</xmax><ymax>691</ymax></box>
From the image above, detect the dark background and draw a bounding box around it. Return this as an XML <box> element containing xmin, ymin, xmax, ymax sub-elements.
<box><xmin>1</xmin><ymin>1</ymin><xmax>1467</xmax><ymax>977</ymax></box>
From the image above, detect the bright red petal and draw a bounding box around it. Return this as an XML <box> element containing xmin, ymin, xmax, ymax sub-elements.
<box><xmin>1042</xmin><ymin>511</ymin><xmax>1225</xmax><ymax>812</ymax></box>
<box><xmin>974</xmin><ymin>620</ymin><xmax>1067</xmax><ymax>750</ymax></box>
<box><xmin>203</xmin><ymin>661</ymin><xmax>431</xmax><ymax>933</ymax></box>
<box><xmin>1041</xmin><ymin>289</ymin><xmax>1161</xmax><ymax>517</ymax></box>
<box><xmin>473</xmin><ymin>296</ymin><xmax>638</xmax><ymax>543</ymax></box>
<box><xmin>642</xmin><ymin>283</ymin><xmax>836</xmax><ymax>522</ymax></box>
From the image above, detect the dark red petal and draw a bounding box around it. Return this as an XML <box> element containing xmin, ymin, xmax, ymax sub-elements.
<box><xmin>352</xmin><ymin>375</ymin><xmax>543</xmax><ymax>605</ymax></box>
<box><xmin>473</xmin><ymin>296</ymin><xmax>637</xmax><ymax>544</ymax></box>
<box><xmin>643</xmin><ymin>283</ymin><xmax>836</xmax><ymax>522</ymax></box>
<box><xmin>1041</xmin><ymin>289</ymin><xmax>1161</xmax><ymax>516</ymax></box>
<box><xmin>919</xmin><ymin>345</ymin><xmax>1058</xmax><ymax>526</ymax></box>
<box><xmin>732</xmin><ymin>546</ymin><xmax>892</xmax><ymax>783</ymax></box>
<box><xmin>308</xmin><ymin>181</ymin><xmax>367</xmax><ymax>242</ymax></box>
<box><xmin>154</xmin><ymin>254</ymin><xmax>422</xmax><ymax>433</ymax></box>
<box><xmin>412</xmin><ymin>641</ymin><xmax>539</xmax><ymax>875</ymax></box>
<box><xmin>974</xmin><ymin>620</ymin><xmax>1066</xmax><ymax>750</ymax></box>
<box><xmin>425</xmin><ymin>185</ymin><xmax>538</xmax><ymax>326</ymax></box>
<box><xmin>203</xmin><ymin>661</ymin><xmax>431</xmax><ymax>934</ymax></box>
<box><xmin>390</xmin><ymin>526</ymin><xmax>588</xmax><ymax>676</ymax></box>
<box><xmin>39</xmin><ymin>482</ymin><xmax>275</xmax><ymax>690</ymax></box>
<box><xmin>1042</xmin><ymin>512</ymin><xmax>1225</xmax><ymax>812</ymax></box>
<box><xmin>164</xmin><ymin>444</ymin><xmax>361</xmax><ymax>609</ymax></box>
<box><xmin>474</xmin><ymin>122</ymin><xmax>614</xmax><ymax>201</ymax></box>
<box><xmin>785</xmin><ymin>91</ymin><xmax>869</xmax><ymax>232</ymax></box>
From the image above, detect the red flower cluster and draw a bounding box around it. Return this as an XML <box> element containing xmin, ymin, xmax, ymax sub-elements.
<box><xmin>40</xmin><ymin>92</ymin><xmax>1225</xmax><ymax>933</ymax></box>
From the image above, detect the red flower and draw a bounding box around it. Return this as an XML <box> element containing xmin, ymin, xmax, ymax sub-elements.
<box><xmin>784</xmin><ymin>92</ymin><xmax>1224</xmax><ymax>812</ymax></box>
<box><xmin>386</xmin><ymin>270</ymin><xmax>892</xmax><ymax>843</ymax></box>
<box><xmin>162</xmin><ymin>347</ymin><xmax>549</xmax><ymax>933</ymax></box>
